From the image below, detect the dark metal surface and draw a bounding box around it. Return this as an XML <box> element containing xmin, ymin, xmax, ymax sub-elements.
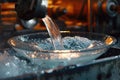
<box><xmin>15</xmin><ymin>0</ymin><xmax>47</xmax><ymax>20</ymax></box>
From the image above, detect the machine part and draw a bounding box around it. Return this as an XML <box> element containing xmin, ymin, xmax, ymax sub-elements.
<box><xmin>15</xmin><ymin>0</ymin><xmax>47</xmax><ymax>29</ymax></box>
<box><xmin>48</xmin><ymin>6</ymin><xmax>67</xmax><ymax>18</ymax></box>
<box><xmin>0</xmin><ymin>0</ymin><xmax>17</xmax><ymax>3</ymax></box>
<box><xmin>46</xmin><ymin>0</ymin><xmax>119</xmax><ymax>32</ymax></box>
<box><xmin>15</xmin><ymin>0</ymin><xmax>47</xmax><ymax>20</ymax></box>
<box><xmin>101</xmin><ymin>0</ymin><xmax>119</xmax><ymax>17</ymax></box>
<box><xmin>91</xmin><ymin>0</ymin><xmax>120</xmax><ymax>33</ymax></box>
<box><xmin>1</xmin><ymin>0</ymin><xmax>120</xmax><ymax>32</ymax></box>
<box><xmin>20</xmin><ymin>19</ymin><xmax>38</xmax><ymax>29</ymax></box>
<box><xmin>92</xmin><ymin>0</ymin><xmax>119</xmax><ymax>19</ymax></box>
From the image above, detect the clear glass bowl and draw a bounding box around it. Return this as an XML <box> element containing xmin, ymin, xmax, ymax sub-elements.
<box><xmin>8</xmin><ymin>31</ymin><xmax>116</xmax><ymax>69</ymax></box>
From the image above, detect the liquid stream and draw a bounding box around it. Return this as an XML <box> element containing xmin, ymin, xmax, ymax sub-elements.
<box><xmin>37</xmin><ymin>15</ymin><xmax>64</xmax><ymax>80</ymax></box>
<box><xmin>42</xmin><ymin>15</ymin><xmax>64</xmax><ymax>50</ymax></box>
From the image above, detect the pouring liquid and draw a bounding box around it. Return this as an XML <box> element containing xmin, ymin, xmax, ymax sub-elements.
<box><xmin>35</xmin><ymin>15</ymin><xmax>64</xmax><ymax>80</ymax></box>
<box><xmin>42</xmin><ymin>15</ymin><xmax>64</xmax><ymax>50</ymax></box>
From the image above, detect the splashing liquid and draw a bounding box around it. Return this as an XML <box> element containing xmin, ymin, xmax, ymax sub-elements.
<box><xmin>42</xmin><ymin>15</ymin><xmax>64</xmax><ymax>50</ymax></box>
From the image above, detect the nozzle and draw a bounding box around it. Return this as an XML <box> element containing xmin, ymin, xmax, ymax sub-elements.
<box><xmin>15</xmin><ymin>0</ymin><xmax>47</xmax><ymax>20</ymax></box>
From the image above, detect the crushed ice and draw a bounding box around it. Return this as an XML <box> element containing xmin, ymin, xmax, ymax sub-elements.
<box><xmin>0</xmin><ymin>51</ymin><xmax>39</xmax><ymax>79</ymax></box>
<box><xmin>36</xmin><ymin>36</ymin><xmax>104</xmax><ymax>50</ymax></box>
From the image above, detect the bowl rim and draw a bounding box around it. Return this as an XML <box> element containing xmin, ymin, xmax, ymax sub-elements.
<box><xmin>8</xmin><ymin>31</ymin><xmax>117</xmax><ymax>53</ymax></box>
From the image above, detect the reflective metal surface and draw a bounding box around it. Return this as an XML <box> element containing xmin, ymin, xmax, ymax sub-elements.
<box><xmin>20</xmin><ymin>19</ymin><xmax>38</xmax><ymax>29</ymax></box>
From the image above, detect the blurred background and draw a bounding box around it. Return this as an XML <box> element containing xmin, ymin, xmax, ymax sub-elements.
<box><xmin>0</xmin><ymin>0</ymin><xmax>120</xmax><ymax>79</ymax></box>
<box><xmin>0</xmin><ymin>0</ymin><xmax>120</xmax><ymax>48</ymax></box>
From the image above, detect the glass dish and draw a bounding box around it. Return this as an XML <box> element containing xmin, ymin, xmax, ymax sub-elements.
<box><xmin>8</xmin><ymin>31</ymin><xmax>116</xmax><ymax>69</ymax></box>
